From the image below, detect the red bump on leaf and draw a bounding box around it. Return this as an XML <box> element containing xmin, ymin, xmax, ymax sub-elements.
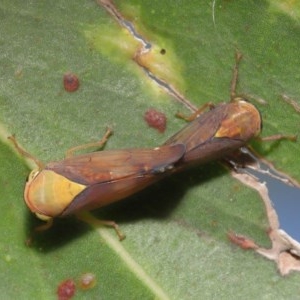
<box><xmin>144</xmin><ymin>108</ymin><xmax>167</xmax><ymax>133</ymax></box>
<box><xmin>63</xmin><ymin>73</ymin><xmax>79</xmax><ymax>92</ymax></box>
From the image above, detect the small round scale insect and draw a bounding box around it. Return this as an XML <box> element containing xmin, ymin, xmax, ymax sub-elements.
<box><xmin>57</xmin><ymin>279</ymin><xmax>76</xmax><ymax>300</ymax></box>
<box><xmin>144</xmin><ymin>108</ymin><xmax>167</xmax><ymax>133</ymax></box>
<box><xmin>63</xmin><ymin>72</ymin><xmax>80</xmax><ymax>92</ymax></box>
<box><xmin>78</xmin><ymin>273</ymin><xmax>96</xmax><ymax>290</ymax></box>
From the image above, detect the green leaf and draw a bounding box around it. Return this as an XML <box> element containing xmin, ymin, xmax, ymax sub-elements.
<box><xmin>1</xmin><ymin>0</ymin><xmax>300</xmax><ymax>299</ymax></box>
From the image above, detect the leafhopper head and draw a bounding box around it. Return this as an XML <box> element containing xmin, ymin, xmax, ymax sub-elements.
<box><xmin>24</xmin><ymin>169</ymin><xmax>87</xmax><ymax>220</ymax></box>
<box><xmin>214</xmin><ymin>99</ymin><xmax>262</xmax><ymax>141</ymax></box>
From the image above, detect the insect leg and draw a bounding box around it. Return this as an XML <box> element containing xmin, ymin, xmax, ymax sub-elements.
<box><xmin>76</xmin><ymin>212</ymin><xmax>126</xmax><ymax>241</ymax></box>
<box><xmin>281</xmin><ymin>94</ymin><xmax>300</xmax><ymax>113</ymax></box>
<box><xmin>230</xmin><ymin>51</ymin><xmax>243</xmax><ymax>101</ymax></box>
<box><xmin>34</xmin><ymin>218</ymin><xmax>54</xmax><ymax>232</ymax></box>
<box><xmin>227</xmin><ymin>231</ymin><xmax>259</xmax><ymax>250</ymax></box>
<box><xmin>96</xmin><ymin>219</ymin><xmax>126</xmax><ymax>241</ymax></box>
<box><xmin>65</xmin><ymin>128</ymin><xmax>113</xmax><ymax>158</ymax></box>
<box><xmin>176</xmin><ymin>102</ymin><xmax>215</xmax><ymax>122</ymax></box>
<box><xmin>175</xmin><ymin>51</ymin><xmax>244</xmax><ymax>122</ymax></box>
<box><xmin>258</xmin><ymin>134</ymin><xmax>297</xmax><ymax>142</ymax></box>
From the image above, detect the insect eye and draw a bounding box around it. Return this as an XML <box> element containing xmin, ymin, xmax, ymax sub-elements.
<box><xmin>27</xmin><ymin>170</ymin><xmax>40</xmax><ymax>182</ymax></box>
<box><xmin>35</xmin><ymin>213</ymin><xmax>52</xmax><ymax>221</ymax></box>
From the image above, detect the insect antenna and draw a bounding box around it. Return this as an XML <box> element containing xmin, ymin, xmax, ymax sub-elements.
<box><xmin>8</xmin><ymin>135</ymin><xmax>44</xmax><ymax>169</ymax></box>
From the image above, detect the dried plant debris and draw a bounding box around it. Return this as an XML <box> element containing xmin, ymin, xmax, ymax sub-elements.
<box><xmin>230</xmin><ymin>163</ymin><xmax>300</xmax><ymax>275</ymax></box>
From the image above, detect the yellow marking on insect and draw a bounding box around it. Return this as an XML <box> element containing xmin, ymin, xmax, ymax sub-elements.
<box><xmin>25</xmin><ymin>169</ymin><xmax>87</xmax><ymax>219</ymax></box>
<box><xmin>214</xmin><ymin>100</ymin><xmax>261</xmax><ymax>140</ymax></box>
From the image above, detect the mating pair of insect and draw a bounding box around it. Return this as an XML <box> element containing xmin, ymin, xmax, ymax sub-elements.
<box><xmin>10</xmin><ymin>55</ymin><xmax>290</xmax><ymax>240</ymax></box>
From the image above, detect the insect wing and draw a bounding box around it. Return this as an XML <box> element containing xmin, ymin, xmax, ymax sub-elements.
<box><xmin>62</xmin><ymin>171</ymin><xmax>170</xmax><ymax>214</ymax></box>
<box><xmin>164</xmin><ymin>104</ymin><xmax>227</xmax><ymax>151</ymax></box>
<box><xmin>46</xmin><ymin>144</ymin><xmax>185</xmax><ymax>185</ymax></box>
<box><xmin>57</xmin><ymin>144</ymin><xmax>185</xmax><ymax>215</ymax></box>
